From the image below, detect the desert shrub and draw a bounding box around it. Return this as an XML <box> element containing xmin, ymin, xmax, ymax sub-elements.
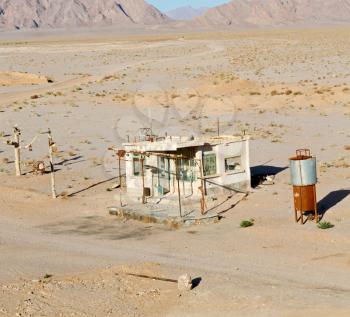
<box><xmin>317</xmin><ymin>221</ymin><xmax>334</xmax><ymax>230</ymax></box>
<box><xmin>240</xmin><ymin>219</ymin><xmax>254</xmax><ymax>228</ymax></box>
<box><xmin>44</xmin><ymin>274</ymin><xmax>53</xmax><ymax>279</ymax></box>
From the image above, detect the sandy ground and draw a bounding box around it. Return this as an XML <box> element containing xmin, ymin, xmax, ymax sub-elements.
<box><xmin>0</xmin><ymin>27</ymin><xmax>350</xmax><ymax>316</ymax></box>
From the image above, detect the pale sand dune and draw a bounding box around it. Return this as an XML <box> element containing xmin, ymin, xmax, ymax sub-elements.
<box><xmin>0</xmin><ymin>71</ymin><xmax>50</xmax><ymax>86</ymax></box>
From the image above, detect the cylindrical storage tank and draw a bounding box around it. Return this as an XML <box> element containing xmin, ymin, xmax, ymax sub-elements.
<box><xmin>289</xmin><ymin>156</ymin><xmax>317</xmax><ymax>186</ymax></box>
<box><xmin>289</xmin><ymin>149</ymin><xmax>318</xmax><ymax>224</ymax></box>
<box><xmin>293</xmin><ymin>185</ymin><xmax>316</xmax><ymax>213</ymax></box>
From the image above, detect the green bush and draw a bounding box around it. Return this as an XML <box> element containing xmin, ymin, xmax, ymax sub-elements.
<box><xmin>240</xmin><ymin>219</ymin><xmax>254</xmax><ymax>228</ymax></box>
<box><xmin>317</xmin><ymin>221</ymin><xmax>334</xmax><ymax>230</ymax></box>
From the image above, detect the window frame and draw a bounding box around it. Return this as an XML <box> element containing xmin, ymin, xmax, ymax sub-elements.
<box><xmin>132</xmin><ymin>155</ymin><xmax>142</xmax><ymax>176</ymax></box>
<box><xmin>203</xmin><ymin>152</ymin><xmax>217</xmax><ymax>177</ymax></box>
<box><xmin>224</xmin><ymin>156</ymin><xmax>244</xmax><ymax>174</ymax></box>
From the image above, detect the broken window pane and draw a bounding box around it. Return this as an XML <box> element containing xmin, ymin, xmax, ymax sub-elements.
<box><xmin>225</xmin><ymin>156</ymin><xmax>242</xmax><ymax>172</ymax></box>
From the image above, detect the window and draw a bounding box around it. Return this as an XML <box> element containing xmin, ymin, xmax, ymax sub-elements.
<box><xmin>203</xmin><ymin>153</ymin><xmax>217</xmax><ymax>176</ymax></box>
<box><xmin>158</xmin><ymin>157</ymin><xmax>166</xmax><ymax>176</ymax></box>
<box><xmin>179</xmin><ymin>159</ymin><xmax>196</xmax><ymax>181</ymax></box>
<box><xmin>133</xmin><ymin>155</ymin><xmax>141</xmax><ymax>176</ymax></box>
<box><xmin>225</xmin><ymin>156</ymin><xmax>242</xmax><ymax>173</ymax></box>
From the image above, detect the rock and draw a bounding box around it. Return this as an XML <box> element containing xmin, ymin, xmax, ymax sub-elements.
<box><xmin>177</xmin><ymin>274</ymin><xmax>192</xmax><ymax>292</ymax></box>
<box><xmin>191</xmin><ymin>0</ymin><xmax>350</xmax><ymax>28</ymax></box>
<box><xmin>0</xmin><ymin>0</ymin><xmax>169</xmax><ymax>29</ymax></box>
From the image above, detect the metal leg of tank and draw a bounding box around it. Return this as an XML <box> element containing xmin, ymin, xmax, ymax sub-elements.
<box><xmin>313</xmin><ymin>185</ymin><xmax>318</xmax><ymax>223</ymax></box>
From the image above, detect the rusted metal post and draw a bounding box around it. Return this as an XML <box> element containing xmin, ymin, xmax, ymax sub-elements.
<box><xmin>313</xmin><ymin>185</ymin><xmax>318</xmax><ymax>223</ymax></box>
<box><xmin>118</xmin><ymin>155</ymin><xmax>123</xmax><ymax>207</ymax></box>
<box><xmin>118</xmin><ymin>155</ymin><xmax>122</xmax><ymax>188</ymax></box>
<box><xmin>47</xmin><ymin>129</ymin><xmax>57</xmax><ymax>199</ymax></box>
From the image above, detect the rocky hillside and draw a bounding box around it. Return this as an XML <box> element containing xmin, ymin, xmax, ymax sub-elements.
<box><xmin>192</xmin><ymin>0</ymin><xmax>350</xmax><ymax>27</ymax></box>
<box><xmin>166</xmin><ymin>6</ymin><xmax>208</xmax><ymax>21</ymax></box>
<box><xmin>0</xmin><ymin>0</ymin><xmax>169</xmax><ymax>29</ymax></box>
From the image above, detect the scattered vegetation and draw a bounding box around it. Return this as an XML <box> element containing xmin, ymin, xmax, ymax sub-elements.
<box><xmin>240</xmin><ymin>219</ymin><xmax>255</xmax><ymax>228</ymax></box>
<box><xmin>317</xmin><ymin>221</ymin><xmax>334</xmax><ymax>230</ymax></box>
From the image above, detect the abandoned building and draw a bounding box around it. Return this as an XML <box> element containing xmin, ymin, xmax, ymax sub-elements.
<box><xmin>109</xmin><ymin>131</ymin><xmax>252</xmax><ymax>223</ymax></box>
<box><xmin>119</xmin><ymin>132</ymin><xmax>251</xmax><ymax>221</ymax></box>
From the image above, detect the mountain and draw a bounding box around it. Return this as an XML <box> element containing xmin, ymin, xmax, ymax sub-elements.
<box><xmin>0</xmin><ymin>0</ymin><xmax>169</xmax><ymax>29</ymax></box>
<box><xmin>192</xmin><ymin>0</ymin><xmax>350</xmax><ymax>27</ymax></box>
<box><xmin>166</xmin><ymin>6</ymin><xmax>208</xmax><ymax>21</ymax></box>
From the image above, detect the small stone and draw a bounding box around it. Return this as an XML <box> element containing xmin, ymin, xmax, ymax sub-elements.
<box><xmin>177</xmin><ymin>274</ymin><xmax>192</xmax><ymax>292</ymax></box>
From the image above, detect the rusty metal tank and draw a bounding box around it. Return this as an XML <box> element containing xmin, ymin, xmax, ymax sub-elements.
<box><xmin>289</xmin><ymin>149</ymin><xmax>317</xmax><ymax>186</ymax></box>
<box><xmin>289</xmin><ymin>149</ymin><xmax>318</xmax><ymax>224</ymax></box>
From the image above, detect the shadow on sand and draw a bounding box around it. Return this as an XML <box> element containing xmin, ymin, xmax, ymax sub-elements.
<box><xmin>318</xmin><ymin>189</ymin><xmax>350</xmax><ymax>218</ymax></box>
<box><xmin>250</xmin><ymin>165</ymin><xmax>288</xmax><ymax>188</ymax></box>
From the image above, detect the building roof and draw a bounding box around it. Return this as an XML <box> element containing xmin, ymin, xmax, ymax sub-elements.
<box><xmin>123</xmin><ymin>135</ymin><xmax>249</xmax><ymax>152</ymax></box>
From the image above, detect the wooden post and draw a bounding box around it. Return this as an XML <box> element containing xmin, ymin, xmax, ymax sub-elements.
<box><xmin>13</xmin><ymin>127</ymin><xmax>21</xmax><ymax>176</ymax></box>
<box><xmin>176</xmin><ymin>159</ymin><xmax>182</xmax><ymax>218</ymax></box>
<box><xmin>6</xmin><ymin>127</ymin><xmax>22</xmax><ymax>176</ymax></box>
<box><xmin>110</xmin><ymin>149</ymin><xmax>126</xmax><ymax>207</ymax></box>
<box><xmin>141</xmin><ymin>156</ymin><xmax>146</xmax><ymax>204</ymax></box>
<box><xmin>172</xmin><ymin>164</ymin><xmax>176</xmax><ymax>194</ymax></box>
<box><xmin>198</xmin><ymin>159</ymin><xmax>206</xmax><ymax>215</ymax></box>
<box><xmin>151</xmin><ymin>172</ymin><xmax>154</xmax><ymax>197</ymax></box>
<box><xmin>47</xmin><ymin>129</ymin><xmax>57</xmax><ymax>199</ymax></box>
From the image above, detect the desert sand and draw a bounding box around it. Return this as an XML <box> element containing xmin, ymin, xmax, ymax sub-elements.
<box><xmin>0</xmin><ymin>27</ymin><xmax>350</xmax><ymax>316</ymax></box>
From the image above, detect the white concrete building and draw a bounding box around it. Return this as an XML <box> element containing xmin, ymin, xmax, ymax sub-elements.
<box><xmin>123</xmin><ymin>135</ymin><xmax>251</xmax><ymax>203</ymax></box>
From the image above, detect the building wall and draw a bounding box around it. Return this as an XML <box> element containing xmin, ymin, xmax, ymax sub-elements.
<box><xmin>123</xmin><ymin>138</ymin><xmax>251</xmax><ymax>202</ymax></box>
<box><xmin>199</xmin><ymin>139</ymin><xmax>251</xmax><ymax>195</ymax></box>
